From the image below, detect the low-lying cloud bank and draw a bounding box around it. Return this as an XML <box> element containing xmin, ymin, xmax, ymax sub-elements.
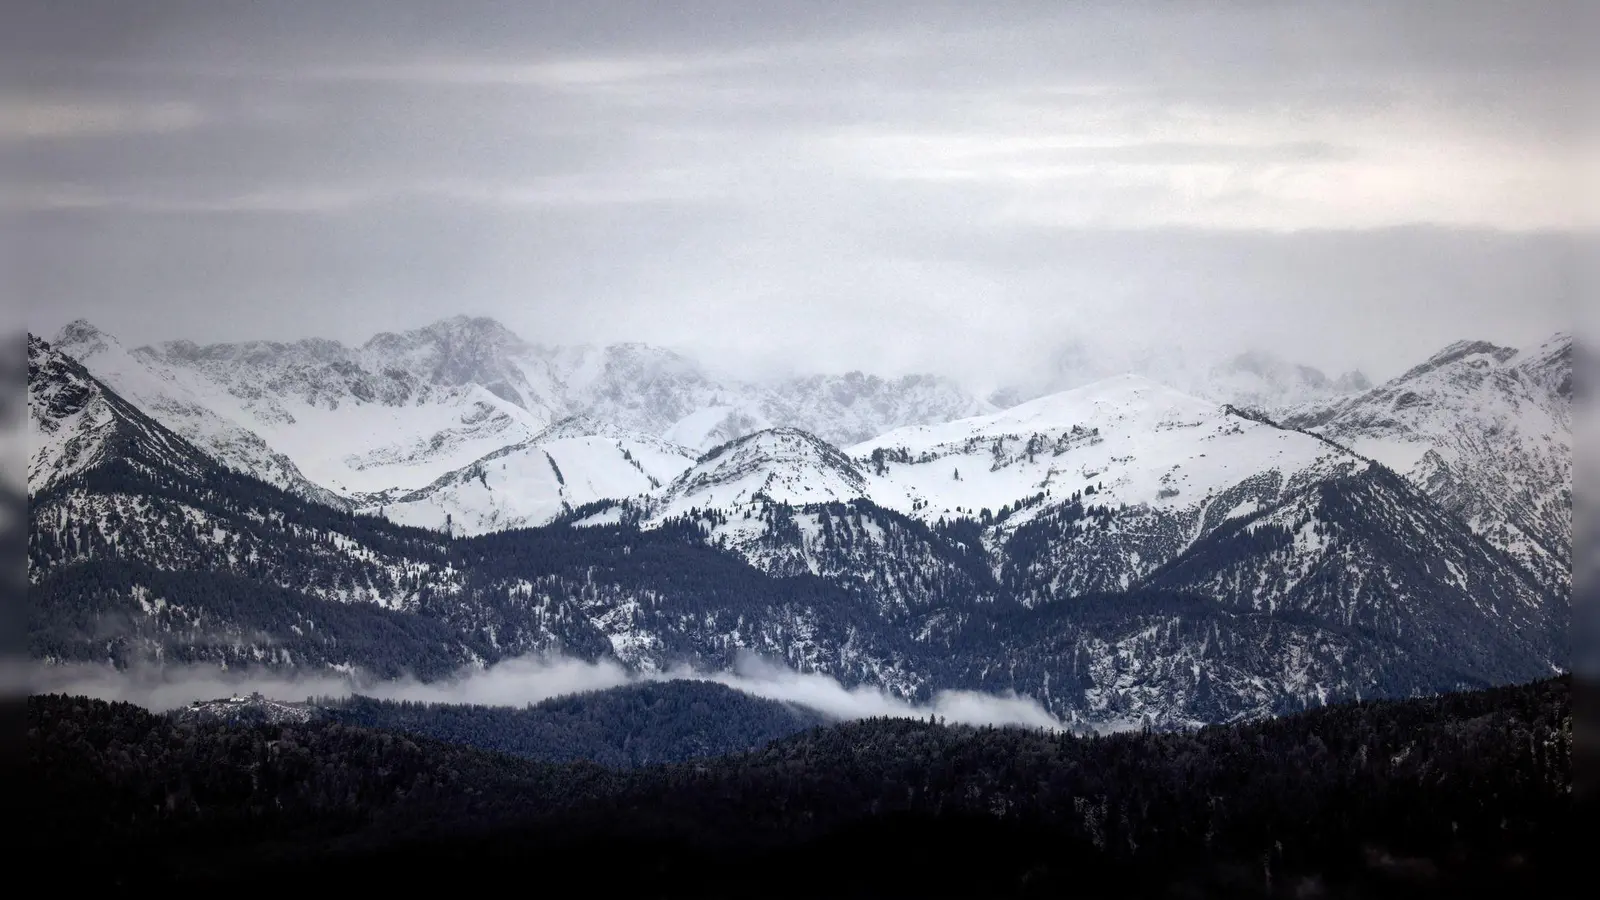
<box><xmin>687</xmin><ymin>654</ymin><xmax>1067</xmax><ymax>731</ymax></box>
<box><xmin>10</xmin><ymin>652</ymin><xmax>1082</xmax><ymax>732</ymax></box>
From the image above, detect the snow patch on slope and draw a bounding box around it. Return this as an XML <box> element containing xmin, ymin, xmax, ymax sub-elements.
<box><xmin>358</xmin><ymin>417</ymin><xmax>697</xmax><ymax>536</ymax></box>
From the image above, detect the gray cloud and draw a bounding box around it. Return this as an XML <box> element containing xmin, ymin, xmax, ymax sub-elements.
<box><xmin>9</xmin><ymin>1</ymin><xmax>1591</xmax><ymax>388</ymax></box>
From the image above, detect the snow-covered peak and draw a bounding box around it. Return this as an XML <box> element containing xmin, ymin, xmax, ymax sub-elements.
<box><xmin>29</xmin><ymin>335</ymin><xmax>107</xmax><ymax>491</ymax></box>
<box><xmin>358</xmin><ymin>415</ymin><xmax>697</xmax><ymax>536</ymax></box>
<box><xmin>366</xmin><ymin>314</ymin><xmax>528</xmax><ymax>354</ymax></box>
<box><xmin>54</xmin><ymin>318</ymin><xmax>113</xmax><ymax>355</ymax></box>
<box><xmin>1280</xmin><ymin>331</ymin><xmax>1571</xmax><ymax>595</ymax></box>
<box><xmin>1394</xmin><ymin>339</ymin><xmax>1520</xmax><ymax>383</ymax></box>
<box><xmin>120</xmin><ymin>319</ymin><xmax>557</xmax><ymax>494</ymax></box>
<box><xmin>54</xmin><ymin>319</ymin><xmax>147</xmax><ymax>386</ymax></box>
<box><xmin>362</xmin><ymin>315</ymin><xmax>544</xmax><ymax>410</ymax></box>
<box><xmin>28</xmin><ymin>335</ymin><xmax>213</xmax><ymax>493</ymax></box>
<box><xmin>1511</xmin><ymin>332</ymin><xmax>1572</xmax><ymax>399</ymax></box>
<box><xmin>48</xmin><ymin>323</ymin><xmax>346</xmax><ymax>507</ymax></box>
<box><xmin>649</xmin><ymin>427</ymin><xmax>869</xmax><ymax>521</ymax></box>
<box><xmin>46</xmin><ymin>314</ymin><xmax>1000</xmax><ymax>508</ymax></box>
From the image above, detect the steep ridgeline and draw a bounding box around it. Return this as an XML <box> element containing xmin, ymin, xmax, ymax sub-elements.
<box><xmin>50</xmin><ymin>321</ymin><xmax>347</xmax><ymax>509</ymax></box>
<box><xmin>29</xmin><ymin>335</ymin><xmax>217</xmax><ymax>495</ymax></box>
<box><xmin>622</xmin><ymin>376</ymin><xmax>1384</xmax><ymax>608</ymax></box>
<box><xmin>1279</xmin><ymin>334</ymin><xmax>1572</xmax><ymax>599</ymax></box>
<box><xmin>588</xmin><ymin>373</ymin><xmax>1363</xmax><ymax>592</ymax></box>
<box><xmin>29</xmin><ymin>336</ymin><xmax>527</xmax><ymax>679</ymax></box>
<box><xmin>854</xmin><ymin>376</ymin><xmax>1370</xmax><ymax>600</ymax></box>
<box><xmin>603</xmin><ymin>428</ymin><xmax>1004</xmax><ymax>620</ymax></box>
<box><xmin>1144</xmin><ymin>466</ymin><xmax>1562</xmax><ymax>682</ymax></box>
<box><xmin>56</xmin><ymin>317</ymin><xmax>992</xmax><ymax>505</ymax></box>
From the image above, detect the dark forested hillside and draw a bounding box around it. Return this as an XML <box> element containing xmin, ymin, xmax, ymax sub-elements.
<box><xmin>315</xmin><ymin>680</ymin><xmax>828</xmax><ymax>767</ymax></box>
<box><xmin>28</xmin><ymin>676</ymin><xmax>1571</xmax><ymax>897</ymax></box>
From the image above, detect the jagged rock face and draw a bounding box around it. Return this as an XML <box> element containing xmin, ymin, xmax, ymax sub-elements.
<box><xmin>29</xmin><ymin>336</ymin><xmax>114</xmax><ymax>491</ymax></box>
<box><xmin>1279</xmin><ymin>334</ymin><xmax>1572</xmax><ymax>598</ymax></box>
<box><xmin>364</xmin><ymin>316</ymin><xmax>539</xmax><ymax>405</ymax></box>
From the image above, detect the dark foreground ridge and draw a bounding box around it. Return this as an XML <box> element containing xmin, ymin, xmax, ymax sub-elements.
<box><xmin>313</xmin><ymin>679</ymin><xmax>832</xmax><ymax>767</ymax></box>
<box><xmin>29</xmin><ymin>676</ymin><xmax>1572</xmax><ymax>898</ymax></box>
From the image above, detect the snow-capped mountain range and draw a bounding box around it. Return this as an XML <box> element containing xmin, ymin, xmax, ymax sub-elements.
<box><xmin>51</xmin><ymin>316</ymin><xmax>991</xmax><ymax>501</ymax></box>
<box><xmin>24</xmin><ymin>323</ymin><xmax>1571</xmax><ymax>728</ymax></box>
<box><xmin>611</xmin><ymin>375</ymin><xmax>1364</xmax><ymax>563</ymax></box>
<box><xmin>41</xmin><ymin>316</ymin><xmax>1572</xmax><ymax>599</ymax></box>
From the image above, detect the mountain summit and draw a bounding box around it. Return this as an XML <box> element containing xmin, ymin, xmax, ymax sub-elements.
<box><xmin>1281</xmin><ymin>332</ymin><xmax>1572</xmax><ymax>597</ymax></box>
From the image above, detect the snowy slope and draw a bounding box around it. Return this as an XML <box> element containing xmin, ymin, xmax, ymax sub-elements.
<box><xmin>51</xmin><ymin>321</ymin><xmax>347</xmax><ymax>508</ymax></box>
<box><xmin>131</xmin><ymin>317</ymin><xmax>556</xmax><ymax>494</ymax></box>
<box><xmin>593</xmin><ymin>377</ymin><xmax>1370</xmax><ymax>606</ymax></box>
<box><xmin>854</xmin><ymin>375</ymin><xmax>1364</xmax><ymax>531</ymax></box>
<box><xmin>649</xmin><ymin>427</ymin><xmax>871</xmax><ymax>523</ymax></box>
<box><xmin>357</xmin><ymin>417</ymin><xmax>697</xmax><ymax>536</ymax></box>
<box><xmin>1147</xmin><ymin>464</ymin><xmax>1564</xmax><ymax>677</ymax></box>
<box><xmin>1279</xmin><ymin>333</ymin><xmax>1572</xmax><ymax>595</ymax></box>
<box><xmin>567</xmin><ymin>428</ymin><xmax>997</xmax><ymax>617</ymax></box>
<box><xmin>28</xmin><ymin>334</ymin><xmax>214</xmax><ymax>494</ymax></box>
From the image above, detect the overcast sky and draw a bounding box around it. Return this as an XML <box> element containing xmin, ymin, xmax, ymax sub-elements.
<box><xmin>7</xmin><ymin>0</ymin><xmax>1594</xmax><ymax>389</ymax></box>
